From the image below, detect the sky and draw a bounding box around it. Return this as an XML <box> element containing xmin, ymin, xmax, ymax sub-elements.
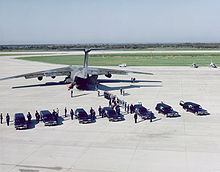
<box><xmin>0</xmin><ymin>0</ymin><xmax>220</xmax><ymax>44</ymax></box>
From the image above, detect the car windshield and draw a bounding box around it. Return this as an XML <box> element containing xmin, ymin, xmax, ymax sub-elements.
<box><xmin>43</xmin><ymin>114</ymin><xmax>54</xmax><ymax>121</ymax></box>
<box><xmin>164</xmin><ymin>107</ymin><xmax>172</xmax><ymax>111</ymax></box>
<box><xmin>15</xmin><ymin>117</ymin><xmax>25</xmax><ymax>124</ymax></box>
<box><xmin>108</xmin><ymin>110</ymin><xmax>118</xmax><ymax>118</ymax></box>
<box><xmin>139</xmin><ymin>107</ymin><xmax>147</xmax><ymax>114</ymax></box>
<box><xmin>79</xmin><ymin>112</ymin><xmax>88</xmax><ymax>118</ymax></box>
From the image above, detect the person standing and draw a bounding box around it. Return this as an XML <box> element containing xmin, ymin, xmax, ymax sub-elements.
<box><xmin>125</xmin><ymin>102</ymin><xmax>127</xmax><ymax>111</ymax></box>
<box><xmin>109</xmin><ymin>99</ymin><xmax>111</xmax><ymax>107</ymax></box>
<box><xmin>127</xmin><ymin>104</ymin><xmax>130</xmax><ymax>114</ymax></box>
<box><xmin>0</xmin><ymin>113</ymin><xmax>3</xmax><ymax>124</ymax></box>
<box><xmin>70</xmin><ymin>109</ymin><xmax>74</xmax><ymax>120</ymax></box>
<box><xmin>116</xmin><ymin>105</ymin><xmax>120</xmax><ymax>115</ymax></box>
<box><xmin>97</xmin><ymin>90</ymin><xmax>100</xmax><ymax>97</ymax></box>
<box><xmin>150</xmin><ymin>113</ymin><xmax>153</xmax><ymax>122</ymax></box>
<box><xmin>56</xmin><ymin>108</ymin><xmax>59</xmax><ymax>116</ymax></box>
<box><xmin>71</xmin><ymin>89</ymin><xmax>73</xmax><ymax>98</ymax></box>
<box><xmin>98</xmin><ymin>106</ymin><xmax>102</xmax><ymax>116</ymax></box>
<box><xmin>35</xmin><ymin>111</ymin><xmax>40</xmax><ymax>123</ymax></box>
<box><xmin>90</xmin><ymin>107</ymin><xmax>95</xmax><ymax>120</ymax></box>
<box><xmin>6</xmin><ymin>113</ymin><xmax>10</xmax><ymax>126</ymax></box>
<box><xmin>120</xmin><ymin>88</ymin><xmax>122</xmax><ymax>95</ymax></box>
<box><xmin>27</xmin><ymin>112</ymin><xmax>32</xmax><ymax>123</ymax></box>
<box><xmin>134</xmin><ymin>113</ymin><xmax>138</xmax><ymax>123</ymax></box>
<box><xmin>64</xmin><ymin>107</ymin><xmax>67</xmax><ymax>117</ymax></box>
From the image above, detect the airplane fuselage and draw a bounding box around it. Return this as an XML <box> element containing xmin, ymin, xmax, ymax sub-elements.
<box><xmin>74</xmin><ymin>75</ymin><xmax>98</xmax><ymax>90</ymax></box>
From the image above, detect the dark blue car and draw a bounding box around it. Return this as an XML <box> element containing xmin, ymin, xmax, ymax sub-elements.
<box><xmin>14</xmin><ymin>113</ymin><xmax>28</xmax><ymax>130</ymax></box>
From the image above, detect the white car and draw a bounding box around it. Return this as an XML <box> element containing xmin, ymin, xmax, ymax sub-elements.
<box><xmin>119</xmin><ymin>63</ymin><xmax>127</xmax><ymax>67</ymax></box>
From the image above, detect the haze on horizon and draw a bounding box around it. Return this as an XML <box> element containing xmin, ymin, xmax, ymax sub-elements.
<box><xmin>0</xmin><ymin>0</ymin><xmax>220</xmax><ymax>45</ymax></box>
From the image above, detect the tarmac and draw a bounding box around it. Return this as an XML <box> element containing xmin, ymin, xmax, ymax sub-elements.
<box><xmin>0</xmin><ymin>54</ymin><xmax>220</xmax><ymax>172</ymax></box>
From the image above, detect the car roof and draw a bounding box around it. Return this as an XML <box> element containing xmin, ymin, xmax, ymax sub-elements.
<box><xmin>185</xmin><ymin>102</ymin><xmax>200</xmax><ymax>106</ymax></box>
<box><xmin>157</xmin><ymin>103</ymin><xmax>171</xmax><ymax>108</ymax></box>
<box><xmin>75</xmin><ymin>108</ymin><xmax>86</xmax><ymax>112</ymax></box>
<box><xmin>102</xmin><ymin>107</ymin><xmax>114</xmax><ymax>111</ymax></box>
<box><xmin>14</xmin><ymin>113</ymin><xmax>25</xmax><ymax>117</ymax></box>
<box><xmin>40</xmin><ymin>110</ymin><xmax>51</xmax><ymax>114</ymax></box>
<box><xmin>134</xmin><ymin>104</ymin><xmax>143</xmax><ymax>108</ymax></box>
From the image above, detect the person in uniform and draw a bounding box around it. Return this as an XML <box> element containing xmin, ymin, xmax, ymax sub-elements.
<box><xmin>56</xmin><ymin>108</ymin><xmax>59</xmax><ymax>117</ymax></box>
<box><xmin>109</xmin><ymin>99</ymin><xmax>111</xmax><ymax>106</ymax></box>
<box><xmin>150</xmin><ymin>113</ymin><xmax>153</xmax><ymax>122</ymax></box>
<box><xmin>6</xmin><ymin>113</ymin><xmax>10</xmax><ymax>126</ymax></box>
<box><xmin>134</xmin><ymin>113</ymin><xmax>138</xmax><ymax>123</ymax></box>
<box><xmin>90</xmin><ymin>107</ymin><xmax>95</xmax><ymax>121</ymax></box>
<box><xmin>71</xmin><ymin>89</ymin><xmax>73</xmax><ymax>98</ymax></box>
<box><xmin>0</xmin><ymin>113</ymin><xmax>3</xmax><ymax>124</ymax></box>
<box><xmin>64</xmin><ymin>107</ymin><xmax>67</xmax><ymax>117</ymax></box>
<box><xmin>27</xmin><ymin>112</ymin><xmax>32</xmax><ymax>123</ymax></box>
<box><xmin>35</xmin><ymin>111</ymin><xmax>40</xmax><ymax>123</ymax></box>
<box><xmin>116</xmin><ymin>105</ymin><xmax>120</xmax><ymax>115</ymax></box>
<box><xmin>120</xmin><ymin>88</ymin><xmax>122</xmax><ymax>95</ymax></box>
<box><xmin>98</xmin><ymin>106</ymin><xmax>102</xmax><ymax>116</ymax></box>
<box><xmin>125</xmin><ymin>102</ymin><xmax>127</xmax><ymax>111</ymax></box>
<box><xmin>127</xmin><ymin>104</ymin><xmax>130</xmax><ymax>114</ymax></box>
<box><xmin>70</xmin><ymin>109</ymin><xmax>74</xmax><ymax>120</ymax></box>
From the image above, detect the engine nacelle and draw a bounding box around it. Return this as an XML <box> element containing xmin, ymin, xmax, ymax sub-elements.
<box><xmin>37</xmin><ymin>76</ymin><xmax>43</xmax><ymax>81</ymax></box>
<box><xmin>51</xmin><ymin>76</ymin><xmax>56</xmax><ymax>79</ymax></box>
<box><xmin>105</xmin><ymin>73</ymin><xmax>112</xmax><ymax>78</ymax></box>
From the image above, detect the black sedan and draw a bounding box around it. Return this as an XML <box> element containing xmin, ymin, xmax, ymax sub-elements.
<box><xmin>155</xmin><ymin>102</ymin><xmax>179</xmax><ymax>117</ymax></box>
<box><xmin>134</xmin><ymin>104</ymin><xmax>154</xmax><ymax>120</ymax></box>
<box><xmin>14</xmin><ymin>113</ymin><xmax>28</xmax><ymax>130</ymax></box>
<box><xmin>40</xmin><ymin>110</ymin><xmax>58</xmax><ymax>126</ymax></box>
<box><xmin>179</xmin><ymin>101</ymin><xmax>209</xmax><ymax>115</ymax></box>
<box><xmin>102</xmin><ymin>107</ymin><xmax>121</xmax><ymax>122</ymax></box>
<box><xmin>75</xmin><ymin>108</ymin><xmax>92</xmax><ymax>124</ymax></box>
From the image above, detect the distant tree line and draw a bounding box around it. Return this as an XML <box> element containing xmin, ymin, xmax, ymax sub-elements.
<box><xmin>1</xmin><ymin>43</ymin><xmax>220</xmax><ymax>51</ymax></box>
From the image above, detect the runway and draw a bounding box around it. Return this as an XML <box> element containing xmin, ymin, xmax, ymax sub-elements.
<box><xmin>0</xmin><ymin>55</ymin><xmax>220</xmax><ymax>172</ymax></box>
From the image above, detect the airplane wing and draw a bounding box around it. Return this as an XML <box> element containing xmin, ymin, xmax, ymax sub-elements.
<box><xmin>0</xmin><ymin>66</ymin><xmax>80</xmax><ymax>81</ymax></box>
<box><xmin>87</xmin><ymin>67</ymin><xmax>153</xmax><ymax>76</ymax></box>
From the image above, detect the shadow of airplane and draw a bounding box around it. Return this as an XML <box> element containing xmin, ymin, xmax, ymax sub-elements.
<box><xmin>97</xmin><ymin>83</ymin><xmax>162</xmax><ymax>91</ymax></box>
<box><xmin>12</xmin><ymin>79</ymin><xmax>162</xmax><ymax>92</ymax></box>
<box><xmin>12</xmin><ymin>81</ymin><xmax>67</xmax><ymax>89</ymax></box>
<box><xmin>98</xmin><ymin>79</ymin><xmax>162</xmax><ymax>83</ymax></box>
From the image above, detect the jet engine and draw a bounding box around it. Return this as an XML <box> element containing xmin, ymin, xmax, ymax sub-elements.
<box><xmin>105</xmin><ymin>73</ymin><xmax>112</xmax><ymax>78</ymax></box>
<box><xmin>37</xmin><ymin>76</ymin><xmax>43</xmax><ymax>81</ymax></box>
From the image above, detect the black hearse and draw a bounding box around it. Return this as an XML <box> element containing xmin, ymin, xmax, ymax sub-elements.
<box><xmin>179</xmin><ymin>101</ymin><xmax>209</xmax><ymax>115</ymax></box>
<box><xmin>134</xmin><ymin>104</ymin><xmax>154</xmax><ymax>120</ymax></box>
<box><xmin>40</xmin><ymin>110</ymin><xmax>57</xmax><ymax>126</ymax></box>
<box><xmin>75</xmin><ymin>108</ymin><xmax>92</xmax><ymax>124</ymax></box>
<box><xmin>102</xmin><ymin>107</ymin><xmax>121</xmax><ymax>122</ymax></box>
<box><xmin>155</xmin><ymin>102</ymin><xmax>179</xmax><ymax>117</ymax></box>
<box><xmin>14</xmin><ymin>113</ymin><xmax>28</xmax><ymax>130</ymax></box>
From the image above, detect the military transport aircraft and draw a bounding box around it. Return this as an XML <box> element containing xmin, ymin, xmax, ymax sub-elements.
<box><xmin>0</xmin><ymin>49</ymin><xmax>153</xmax><ymax>90</ymax></box>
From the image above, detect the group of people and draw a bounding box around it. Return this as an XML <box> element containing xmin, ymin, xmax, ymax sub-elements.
<box><xmin>0</xmin><ymin>113</ymin><xmax>10</xmax><ymax>126</ymax></box>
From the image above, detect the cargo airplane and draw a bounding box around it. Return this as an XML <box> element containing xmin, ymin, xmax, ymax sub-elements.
<box><xmin>0</xmin><ymin>49</ymin><xmax>153</xmax><ymax>90</ymax></box>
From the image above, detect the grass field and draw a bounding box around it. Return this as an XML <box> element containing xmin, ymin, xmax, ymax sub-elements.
<box><xmin>17</xmin><ymin>53</ymin><xmax>220</xmax><ymax>66</ymax></box>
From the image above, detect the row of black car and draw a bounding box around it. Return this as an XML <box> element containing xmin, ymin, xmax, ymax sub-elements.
<box><xmin>14</xmin><ymin>106</ymin><xmax>124</xmax><ymax>129</ymax></box>
<box><xmin>14</xmin><ymin>100</ymin><xmax>209</xmax><ymax>130</ymax></box>
<box><xmin>155</xmin><ymin>101</ymin><xmax>209</xmax><ymax>117</ymax></box>
<box><xmin>132</xmin><ymin>101</ymin><xmax>209</xmax><ymax>120</ymax></box>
